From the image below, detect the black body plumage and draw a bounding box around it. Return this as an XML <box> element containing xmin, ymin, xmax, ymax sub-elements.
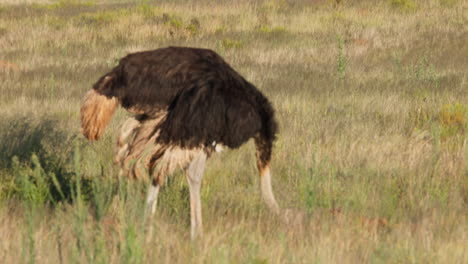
<box><xmin>93</xmin><ymin>47</ymin><xmax>277</xmax><ymax>157</ymax></box>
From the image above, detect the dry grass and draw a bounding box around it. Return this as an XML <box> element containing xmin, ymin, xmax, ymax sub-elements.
<box><xmin>0</xmin><ymin>0</ymin><xmax>467</xmax><ymax>263</ymax></box>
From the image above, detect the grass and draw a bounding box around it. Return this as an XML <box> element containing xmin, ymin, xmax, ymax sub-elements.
<box><xmin>0</xmin><ymin>0</ymin><xmax>467</xmax><ymax>263</ymax></box>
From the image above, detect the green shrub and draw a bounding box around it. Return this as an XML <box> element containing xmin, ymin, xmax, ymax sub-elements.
<box><xmin>137</xmin><ymin>1</ymin><xmax>159</xmax><ymax>19</ymax></box>
<box><xmin>390</xmin><ymin>0</ymin><xmax>417</xmax><ymax>12</ymax></box>
<box><xmin>406</xmin><ymin>102</ymin><xmax>467</xmax><ymax>143</ymax></box>
<box><xmin>0</xmin><ymin>117</ymin><xmax>101</xmax><ymax>205</ymax></box>
<box><xmin>185</xmin><ymin>18</ymin><xmax>201</xmax><ymax>35</ymax></box>
<box><xmin>214</xmin><ymin>26</ymin><xmax>227</xmax><ymax>34</ymax></box>
<box><xmin>161</xmin><ymin>13</ymin><xmax>183</xmax><ymax>29</ymax></box>
<box><xmin>439</xmin><ymin>103</ymin><xmax>467</xmax><ymax>140</ymax></box>
<box><xmin>258</xmin><ymin>25</ymin><xmax>286</xmax><ymax>34</ymax></box>
<box><xmin>9</xmin><ymin>151</ymin><xmax>93</xmax><ymax>206</ymax></box>
<box><xmin>221</xmin><ymin>38</ymin><xmax>243</xmax><ymax>49</ymax></box>
<box><xmin>13</xmin><ymin>155</ymin><xmax>52</xmax><ymax>205</ymax></box>
<box><xmin>336</xmin><ymin>35</ymin><xmax>347</xmax><ymax>79</ymax></box>
<box><xmin>33</xmin><ymin>0</ymin><xmax>94</xmax><ymax>10</ymax></box>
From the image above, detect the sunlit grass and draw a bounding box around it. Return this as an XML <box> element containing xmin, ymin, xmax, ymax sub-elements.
<box><xmin>0</xmin><ymin>0</ymin><xmax>466</xmax><ymax>263</ymax></box>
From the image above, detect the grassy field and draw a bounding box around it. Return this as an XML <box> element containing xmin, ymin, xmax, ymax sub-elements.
<box><xmin>0</xmin><ymin>0</ymin><xmax>467</xmax><ymax>263</ymax></box>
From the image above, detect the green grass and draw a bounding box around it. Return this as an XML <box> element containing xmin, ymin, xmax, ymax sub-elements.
<box><xmin>0</xmin><ymin>0</ymin><xmax>467</xmax><ymax>263</ymax></box>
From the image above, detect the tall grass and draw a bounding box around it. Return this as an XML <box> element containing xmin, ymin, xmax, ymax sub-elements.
<box><xmin>0</xmin><ymin>0</ymin><xmax>466</xmax><ymax>263</ymax></box>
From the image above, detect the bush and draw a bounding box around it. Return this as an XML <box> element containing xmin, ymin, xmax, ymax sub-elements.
<box><xmin>137</xmin><ymin>1</ymin><xmax>159</xmax><ymax>18</ymax></box>
<box><xmin>0</xmin><ymin>117</ymin><xmax>90</xmax><ymax>204</ymax></box>
<box><xmin>33</xmin><ymin>0</ymin><xmax>94</xmax><ymax>10</ymax></box>
<box><xmin>439</xmin><ymin>103</ymin><xmax>467</xmax><ymax>140</ymax></box>
<box><xmin>221</xmin><ymin>38</ymin><xmax>243</xmax><ymax>49</ymax></box>
<box><xmin>390</xmin><ymin>0</ymin><xmax>418</xmax><ymax>12</ymax></box>
<box><xmin>185</xmin><ymin>18</ymin><xmax>201</xmax><ymax>35</ymax></box>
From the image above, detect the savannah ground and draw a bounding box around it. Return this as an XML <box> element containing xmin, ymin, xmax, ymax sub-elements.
<box><xmin>0</xmin><ymin>0</ymin><xmax>467</xmax><ymax>263</ymax></box>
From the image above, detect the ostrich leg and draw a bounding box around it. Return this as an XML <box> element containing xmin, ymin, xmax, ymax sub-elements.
<box><xmin>145</xmin><ymin>182</ymin><xmax>160</xmax><ymax>217</ymax></box>
<box><xmin>255</xmin><ymin>137</ymin><xmax>281</xmax><ymax>215</ymax></box>
<box><xmin>259</xmin><ymin>164</ymin><xmax>280</xmax><ymax>215</ymax></box>
<box><xmin>185</xmin><ymin>151</ymin><xmax>207</xmax><ymax>239</ymax></box>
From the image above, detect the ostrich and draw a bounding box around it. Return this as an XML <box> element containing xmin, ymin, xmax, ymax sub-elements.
<box><xmin>80</xmin><ymin>46</ymin><xmax>281</xmax><ymax>238</ymax></box>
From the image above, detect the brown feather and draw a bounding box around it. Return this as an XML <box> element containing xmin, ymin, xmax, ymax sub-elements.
<box><xmin>80</xmin><ymin>89</ymin><xmax>118</xmax><ymax>140</ymax></box>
